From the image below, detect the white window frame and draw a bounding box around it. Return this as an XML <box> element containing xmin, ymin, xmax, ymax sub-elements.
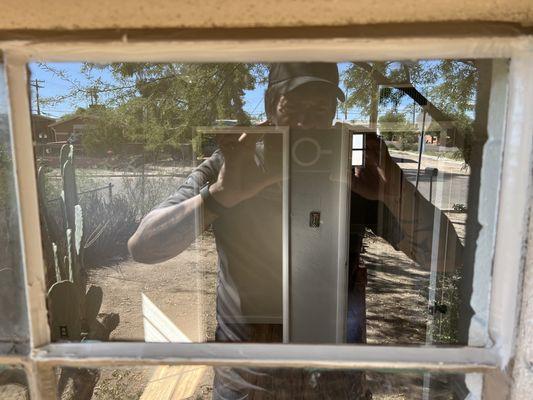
<box><xmin>0</xmin><ymin>34</ymin><xmax>531</xmax><ymax>400</ymax></box>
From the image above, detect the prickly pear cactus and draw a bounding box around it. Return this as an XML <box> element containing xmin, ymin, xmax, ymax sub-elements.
<box><xmin>38</xmin><ymin>144</ymin><xmax>119</xmax><ymax>399</ymax></box>
<box><xmin>37</xmin><ymin>144</ymin><xmax>116</xmax><ymax>342</ymax></box>
<box><xmin>37</xmin><ymin>166</ymin><xmax>60</xmax><ymax>287</ymax></box>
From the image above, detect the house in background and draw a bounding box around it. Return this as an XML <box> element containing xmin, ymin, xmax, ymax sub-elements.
<box><xmin>31</xmin><ymin>114</ymin><xmax>56</xmax><ymax>144</ymax></box>
<box><xmin>48</xmin><ymin>115</ymin><xmax>93</xmax><ymax>143</ymax></box>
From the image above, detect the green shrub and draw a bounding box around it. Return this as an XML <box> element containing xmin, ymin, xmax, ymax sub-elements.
<box><xmin>82</xmin><ymin>192</ymin><xmax>138</xmax><ymax>268</ymax></box>
<box><xmin>431</xmin><ymin>270</ymin><xmax>462</xmax><ymax>344</ymax></box>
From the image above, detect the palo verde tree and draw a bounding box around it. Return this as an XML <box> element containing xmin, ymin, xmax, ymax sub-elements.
<box><xmin>344</xmin><ymin>60</ymin><xmax>492</xmax><ymax>345</ymax></box>
<box><xmin>39</xmin><ymin>62</ymin><xmax>263</xmax><ymax>157</ymax></box>
<box><xmin>378</xmin><ymin>110</ymin><xmax>417</xmax><ymax>147</ymax></box>
<box><xmin>86</xmin><ymin>63</ymin><xmax>259</xmax><ymax>156</ymax></box>
<box><xmin>342</xmin><ymin>60</ymin><xmax>478</xmax><ymax>162</ymax></box>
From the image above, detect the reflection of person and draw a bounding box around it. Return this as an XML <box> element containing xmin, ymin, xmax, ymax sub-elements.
<box><xmin>128</xmin><ymin>63</ymin><xmax>463</xmax><ymax>398</ymax></box>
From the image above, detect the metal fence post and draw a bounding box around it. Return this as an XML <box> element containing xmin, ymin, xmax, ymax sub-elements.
<box><xmin>425</xmin><ymin>167</ymin><xmax>438</xmax><ymax>203</ymax></box>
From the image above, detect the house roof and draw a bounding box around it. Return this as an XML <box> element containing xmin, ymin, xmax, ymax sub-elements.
<box><xmin>31</xmin><ymin>114</ymin><xmax>56</xmax><ymax>123</ymax></box>
<box><xmin>48</xmin><ymin>115</ymin><xmax>92</xmax><ymax>128</ymax></box>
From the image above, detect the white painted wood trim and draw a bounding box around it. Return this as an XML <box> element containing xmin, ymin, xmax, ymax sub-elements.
<box><xmin>35</xmin><ymin>342</ymin><xmax>499</xmax><ymax>371</ymax></box>
<box><xmin>282</xmin><ymin>126</ymin><xmax>290</xmax><ymax>343</ymax></box>
<box><xmin>488</xmin><ymin>52</ymin><xmax>533</xmax><ymax>369</ymax></box>
<box><xmin>0</xmin><ymin>345</ymin><xmax>499</xmax><ymax>373</ymax></box>
<box><xmin>335</xmin><ymin>125</ymin><xmax>351</xmax><ymax>343</ymax></box>
<box><xmin>0</xmin><ymin>354</ymin><xmax>24</xmax><ymax>365</ymax></box>
<box><xmin>1</xmin><ymin>35</ymin><xmax>531</xmax><ymax>400</ymax></box>
<box><xmin>0</xmin><ymin>36</ymin><xmax>531</xmax><ymax>63</ymax></box>
<box><xmin>23</xmin><ymin>361</ymin><xmax>56</xmax><ymax>400</ymax></box>
<box><xmin>468</xmin><ymin>60</ymin><xmax>509</xmax><ymax>347</ymax></box>
<box><xmin>4</xmin><ymin>50</ymin><xmax>52</xmax><ymax>400</ymax></box>
<box><xmin>3</xmin><ymin>53</ymin><xmax>50</xmax><ymax>349</ymax></box>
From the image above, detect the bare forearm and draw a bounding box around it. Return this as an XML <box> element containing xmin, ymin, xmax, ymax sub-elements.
<box><xmin>128</xmin><ymin>194</ymin><xmax>217</xmax><ymax>264</ymax></box>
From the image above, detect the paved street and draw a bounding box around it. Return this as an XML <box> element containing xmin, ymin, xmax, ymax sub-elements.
<box><xmin>391</xmin><ymin>151</ymin><xmax>470</xmax><ymax>210</ymax></box>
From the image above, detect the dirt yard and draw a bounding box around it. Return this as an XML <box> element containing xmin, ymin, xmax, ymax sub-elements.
<box><xmin>69</xmin><ymin>153</ymin><xmax>467</xmax><ymax>400</ymax></box>
<box><xmin>24</xmin><ymin>208</ymin><xmax>466</xmax><ymax>400</ymax></box>
<box><xmin>51</xmin><ymin>152</ymin><xmax>470</xmax><ymax>399</ymax></box>
<box><xmin>76</xmin><ymin>223</ymin><xmax>465</xmax><ymax>400</ymax></box>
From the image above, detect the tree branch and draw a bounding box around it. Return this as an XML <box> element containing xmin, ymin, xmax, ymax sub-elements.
<box><xmin>353</xmin><ymin>62</ymin><xmax>466</xmax><ymax>157</ymax></box>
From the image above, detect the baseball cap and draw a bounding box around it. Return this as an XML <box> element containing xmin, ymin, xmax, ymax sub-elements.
<box><xmin>267</xmin><ymin>63</ymin><xmax>346</xmax><ymax>102</ymax></box>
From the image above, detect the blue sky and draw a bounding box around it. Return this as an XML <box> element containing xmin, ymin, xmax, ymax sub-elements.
<box><xmin>29</xmin><ymin>62</ymin><xmax>274</xmax><ymax>119</ymax></box>
<box><xmin>28</xmin><ymin>62</ymin><xmax>418</xmax><ymax>121</ymax></box>
<box><xmin>29</xmin><ymin>63</ymin><xmax>118</xmax><ymax>117</ymax></box>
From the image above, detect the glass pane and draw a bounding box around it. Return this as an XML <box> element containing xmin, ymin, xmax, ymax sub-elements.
<box><xmin>352</xmin><ymin>150</ymin><xmax>364</xmax><ymax>166</ymax></box>
<box><xmin>0</xmin><ymin>366</ymin><xmax>29</xmax><ymax>400</ymax></box>
<box><xmin>55</xmin><ymin>365</ymin><xmax>485</xmax><ymax>399</ymax></box>
<box><xmin>0</xmin><ymin>61</ymin><xmax>29</xmax><ymax>354</ymax></box>
<box><xmin>28</xmin><ymin>60</ymin><xmax>504</xmax><ymax>346</ymax></box>
<box><xmin>352</xmin><ymin>133</ymin><xmax>364</xmax><ymax>149</ymax></box>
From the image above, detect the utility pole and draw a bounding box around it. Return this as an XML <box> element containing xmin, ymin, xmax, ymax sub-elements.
<box><xmin>30</xmin><ymin>79</ymin><xmax>44</xmax><ymax>115</ymax></box>
<box><xmin>344</xmin><ymin>89</ymin><xmax>349</xmax><ymax>121</ymax></box>
<box><xmin>88</xmin><ymin>86</ymin><xmax>99</xmax><ymax>106</ymax></box>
